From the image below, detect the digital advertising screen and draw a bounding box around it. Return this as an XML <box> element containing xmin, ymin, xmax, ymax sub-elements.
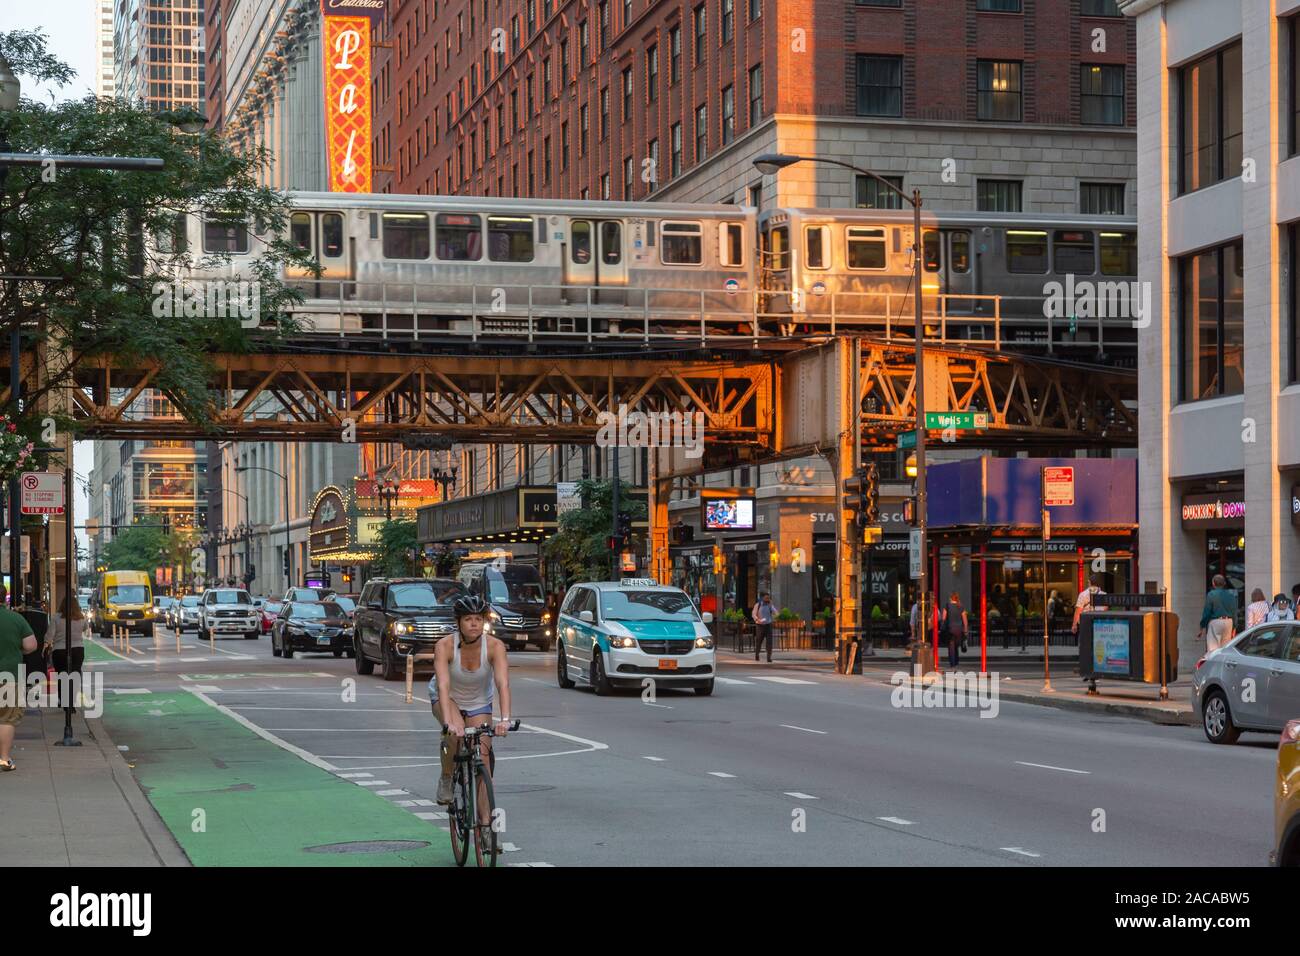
<box><xmin>703</xmin><ymin>497</ymin><xmax>755</xmax><ymax>531</ymax></box>
<box><xmin>1091</xmin><ymin>617</ymin><xmax>1132</xmax><ymax>676</ymax></box>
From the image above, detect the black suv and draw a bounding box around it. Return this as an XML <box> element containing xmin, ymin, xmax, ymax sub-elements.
<box><xmin>353</xmin><ymin>577</ymin><xmax>466</xmax><ymax>681</ymax></box>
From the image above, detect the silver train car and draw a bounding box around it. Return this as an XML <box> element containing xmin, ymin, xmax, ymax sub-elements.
<box><xmin>181</xmin><ymin>192</ymin><xmax>1137</xmax><ymax>357</ymax></box>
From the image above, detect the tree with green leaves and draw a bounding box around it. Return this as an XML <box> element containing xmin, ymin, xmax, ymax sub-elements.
<box><xmin>374</xmin><ymin>518</ymin><xmax>419</xmax><ymax>578</ymax></box>
<box><xmin>0</xmin><ymin>29</ymin><xmax>314</xmax><ymax>439</ymax></box>
<box><xmin>543</xmin><ymin>479</ymin><xmax>646</xmax><ymax>584</ymax></box>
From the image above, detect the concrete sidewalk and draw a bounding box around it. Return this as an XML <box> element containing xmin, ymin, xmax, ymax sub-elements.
<box><xmin>0</xmin><ymin>706</ymin><xmax>190</xmax><ymax>867</ymax></box>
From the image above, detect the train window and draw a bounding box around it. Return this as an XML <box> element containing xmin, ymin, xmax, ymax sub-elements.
<box><xmin>767</xmin><ymin>226</ymin><xmax>790</xmax><ymax>271</ymax></box>
<box><xmin>721</xmin><ymin>223</ymin><xmax>744</xmax><ymax>267</ymax></box>
<box><xmin>804</xmin><ymin>225</ymin><xmax>829</xmax><ymax>270</ymax></box>
<box><xmin>572</xmin><ymin>221</ymin><xmax>592</xmax><ymax>263</ymax></box>
<box><xmin>923</xmin><ymin>230</ymin><xmax>941</xmax><ymax>272</ymax></box>
<box><xmin>846</xmin><ymin>227</ymin><xmax>887</xmax><ymax>270</ymax></box>
<box><xmin>384</xmin><ymin>213</ymin><xmax>432</xmax><ymax>259</ymax></box>
<box><xmin>369</xmin><ymin>213</ymin><xmax>379</xmax><ymax>239</ymax></box>
<box><xmin>1005</xmin><ymin>230</ymin><xmax>1048</xmax><ymax>274</ymax></box>
<box><xmin>646</xmin><ymin>221</ymin><xmax>656</xmax><ymax>246</ymax></box>
<box><xmin>661</xmin><ymin>221</ymin><xmax>703</xmax><ymax>264</ymax></box>
<box><xmin>1052</xmin><ymin>230</ymin><xmax>1095</xmax><ymax>274</ymax></box>
<box><xmin>203</xmin><ymin>215</ymin><xmax>250</xmax><ymax>254</ymax></box>
<box><xmin>157</xmin><ymin>213</ymin><xmax>188</xmax><ymax>254</ymax></box>
<box><xmin>1099</xmin><ymin>231</ymin><xmax>1136</xmax><ymax>276</ymax></box>
<box><xmin>600</xmin><ymin>221</ymin><xmax>622</xmax><ymax>264</ymax></box>
<box><xmin>949</xmin><ymin>232</ymin><xmax>971</xmax><ymax>274</ymax></box>
<box><xmin>322</xmin><ymin>214</ymin><xmax>344</xmax><ymax>258</ymax></box>
<box><xmin>487</xmin><ymin>215</ymin><xmax>535</xmax><ymax>262</ymax></box>
<box><xmin>290</xmin><ymin>213</ymin><xmax>313</xmax><ymax>253</ymax></box>
<box><xmin>434</xmin><ymin>213</ymin><xmax>480</xmax><ymax>260</ymax></box>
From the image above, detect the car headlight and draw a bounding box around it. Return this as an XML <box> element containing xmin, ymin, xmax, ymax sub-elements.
<box><xmin>608</xmin><ymin>636</ymin><xmax>636</xmax><ymax>649</ymax></box>
<box><xmin>392</xmin><ymin>621</ymin><xmax>412</xmax><ymax>635</ymax></box>
<box><xmin>695</xmin><ymin>636</ymin><xmax>714</xmax><ymax>649</ymax></box>
<box><xmin>542</xmin><ymin>611</ymin><xmax>552</xmax><ymax>622</ymax></box>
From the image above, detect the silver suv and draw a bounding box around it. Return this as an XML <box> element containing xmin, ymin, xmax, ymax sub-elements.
<box><xmin>198</xmin><ymin>588</ymin><xmax>261</xmax><ymax>641</ymax></box>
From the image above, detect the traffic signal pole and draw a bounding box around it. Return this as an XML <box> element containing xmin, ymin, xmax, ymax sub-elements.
<box><xmin>834</xmin><ymin>336</ymin><xmax>863</xmax><ymax>675</ymax></box>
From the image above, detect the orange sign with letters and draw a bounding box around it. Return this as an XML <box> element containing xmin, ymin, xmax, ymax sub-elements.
<box><xmin>323</xmin><ymin>15</ymin><xmax>373</xmax><ymax>193</ymax></box>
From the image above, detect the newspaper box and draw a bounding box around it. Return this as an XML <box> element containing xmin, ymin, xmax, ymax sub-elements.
<box><xmin>1079</xmin><ymin>609</ymin><xmax>1179</xmax><ymax>690</ymax></box>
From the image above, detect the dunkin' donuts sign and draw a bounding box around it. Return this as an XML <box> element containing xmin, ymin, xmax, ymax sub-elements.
<box><xmin>320</xmin><ymin>1</ymin><xmax>383</xmax><ymax>192</ymax></box>
<box><xmin>1180</xmin><ymin>492</ymin><xmax>1246</xmax><ymax>530</ymax></box>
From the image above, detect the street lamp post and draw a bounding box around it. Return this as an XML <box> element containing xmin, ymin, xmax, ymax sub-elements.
<box><xmin>236</xmin><ymin>465</ymin><xmax>291</xmax><ymax>594</ymax></box>
<box><xmin>376</xmin><ymin>477</ymin><xmax>400</xmax><ymax>521</ymax></box>
<box><xmin>432</xmin><ymin>466</ymin><xmax>458</xmax><ymax>501</ymax></box>
<box><xmin>753</xmin><ymin>153</ymin><xmax>931</xmax><ymax>663</ymax></box>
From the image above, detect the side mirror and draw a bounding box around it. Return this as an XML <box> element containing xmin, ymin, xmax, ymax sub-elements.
<box><xmin>579</xmin><ymin>610</ymin><xmax>594</xmax><ymax>623</ymax></box>
<box><xmin>368</xmin><ymin>601</ymin><xmax>384</xmax><ymax>610</ymax></box>
<box><xmin>701</xmin><ymin>612</ymin><xmax>714</xmax><ymax>624</ymax></box>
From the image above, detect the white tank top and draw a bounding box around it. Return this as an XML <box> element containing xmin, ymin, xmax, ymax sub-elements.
<box><xmin>447</xmin><ymin>637</ymin><xmax>493</xmax><ymax>711</ymax></box>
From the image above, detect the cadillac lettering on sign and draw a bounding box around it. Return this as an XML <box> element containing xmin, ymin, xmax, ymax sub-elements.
<box><xmin>321</xmin><ymin>1</ymin><xmax>382</xmax><ymax>193</ymax></box>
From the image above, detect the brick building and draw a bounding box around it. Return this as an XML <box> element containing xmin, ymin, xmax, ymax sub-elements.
<box><xmin>375</xmin><ymin>0</ymin><xmax>1136</xmax><ymax>213</ymax></box>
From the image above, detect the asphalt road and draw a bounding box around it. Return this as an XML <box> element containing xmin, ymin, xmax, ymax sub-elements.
<box><xmin>89</xmin><ymin>628</ymin><xmax>1280</xmax><ymax>867</ymax></box>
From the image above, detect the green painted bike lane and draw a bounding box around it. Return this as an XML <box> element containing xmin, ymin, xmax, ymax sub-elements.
<box><xmin>103</xmin><ymin>690</ymin><xmax>456</xmax><ymax>866</ymax></box>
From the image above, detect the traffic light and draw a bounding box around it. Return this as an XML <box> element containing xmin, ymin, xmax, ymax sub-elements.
<box><xmin>864</xmin><ymin>462</ymin><xmax>879</xmax><ymax>524</ymax></box>
<box><xmin>616</xmin><ymin>512</ymin><xmax>634</xmax><ymax>549</ymax></box>
<box><xmin>282</xmin><ymin>552</ymin><xmax>291</xmax><ymax>577</ymax></box>
<box><xmin>606</xmin><ymin>534</ymin><xmax>620</xmax><ymax>553</ymax></box>
<box><xmin>669</xmin><ymin>522</ymin><xmax>694</xmax><ymax>546</ymax></box>
<box><xmin>712</xmin><ymin>545</ymin><xmax>724</xmax><ymax>574</ymax></box>
<box><xmin>903</xmin><ymin>496</ymin><xmax>917</xmax><ymax>526</ymax></box>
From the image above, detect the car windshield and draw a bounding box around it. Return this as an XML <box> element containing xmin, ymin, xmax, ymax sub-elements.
<box><xmin>487</xmin><ymin>574</ymin><xmax>544</xmax><ymax>604</ymax></box>
<box><xmin>106</xmin><ymin>585</ymin><xmax>148</xmax><ymax>605</ymax></box>
<box><xmin>332</xmin><ymin>596</ymin><xmax>356</xmax><ymax>612</ymax></box>
<box><xmin>212</xmin><ymin>591</ymin><xmax>252</xmax><ymax>604</ymax></box>
<box><xmin>292</xmin><ymin>603</ymin><xmax>345</xmax><ymax>621</ymax></box>
<box><xmin>264</xmin><ymin>602</ymin><xmax>283</xmax><ymax>614</ymax></box>
<box><xmin>600</xmin><ymin>589</ymin><xmax>700</xmax><ymax>622</ymax></box>
<box><xmin>180</xmin><ymin>596</ymin><xmax>201</xmax><ymax>607</ymax></box>
<box><xmin>388</xmin><ymin>582</ymin><xmax>463</xmax><ymax>609</ymax></box>
<box><xmin>156</xmin><ymin>597</ymin><xmax>176</xmax><ymax>607</ymax></box>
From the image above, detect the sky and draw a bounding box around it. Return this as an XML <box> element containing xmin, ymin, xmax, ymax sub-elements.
<box><xmin>2</xmin><ymin>2</ymin><xmax>104</xmax><ymax>530</ymax></box>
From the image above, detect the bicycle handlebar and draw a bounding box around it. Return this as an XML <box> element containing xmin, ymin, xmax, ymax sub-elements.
<box><xmin>460</xmin><ymin>719</ymin><xmax>521</xmax><ymax>736</ymax></box>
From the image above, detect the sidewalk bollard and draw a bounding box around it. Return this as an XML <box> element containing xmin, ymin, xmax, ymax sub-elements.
<box><xmin>405</xmin><ymin>652</ymin><xmax>414</xmax><ymax>704</ymax></box>
<box><xmin>209</xmin><ymin>626</ymin><xmax>215</xmax><ymax>653</ymax></box>
<box><xmin>175</xmin><ymin>625</ymin><xmax>181</xmax><ymax>655</ymax></box>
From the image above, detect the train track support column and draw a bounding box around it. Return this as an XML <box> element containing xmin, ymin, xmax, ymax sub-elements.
<box><xmin>649</xmin><ymin>450</ymin><xmax>671</xmax><ymax>586</ymax></box>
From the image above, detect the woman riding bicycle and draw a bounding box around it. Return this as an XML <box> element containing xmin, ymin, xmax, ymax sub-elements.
<box><xmin>433</xmin><ymin>593</ymin><xmax>513</xmax><ymax>806</ymax></box>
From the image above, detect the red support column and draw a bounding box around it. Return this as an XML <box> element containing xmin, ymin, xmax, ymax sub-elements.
<box><xmin>980</xmin><ymin>543</ymin><xmax>988</xmax><ymax>675</ymax></box>
<box><xmin>1077</xmin><ymin>547</ymin><xmax>1085</xmax><ymax>594</ymax></box>
<box><xmin>931</xmin><ymin>547</ymin><xmax>940</xmax><ymax>670</ymax></box>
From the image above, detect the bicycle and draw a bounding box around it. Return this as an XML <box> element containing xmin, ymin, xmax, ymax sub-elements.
<box><xmin>446</xmin><ymin>719</ymin><xmax>520</xmax><ymax>867</ymax></box>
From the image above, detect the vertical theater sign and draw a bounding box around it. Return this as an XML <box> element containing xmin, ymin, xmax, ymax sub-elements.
<box><xmin>321</xmin><ymin>0</ymin><xmax>384</xmax><ymax>193</ymax></box>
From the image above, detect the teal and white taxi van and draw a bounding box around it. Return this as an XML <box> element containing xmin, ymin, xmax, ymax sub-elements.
<box><xmin>555</xmin><ymin>579</ymin><xmax>716</xmax><ymax>696</ymax></box>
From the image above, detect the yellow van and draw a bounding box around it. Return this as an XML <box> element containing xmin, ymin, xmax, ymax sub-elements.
<box><xmin>91</xmin><ymin>570</ymin><xmax>156</xmax><ymax>637</ymax></box>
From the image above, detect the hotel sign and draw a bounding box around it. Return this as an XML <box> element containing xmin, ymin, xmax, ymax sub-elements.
<box><xmin>321</xmin><ymin>1</ymin><xmax>380</xmax><ymax>193</ymax></box>
<box><xmin>1180</xmin><ymin>493</ymin><xmax>1246</xmax><ymax>530</ymax></box>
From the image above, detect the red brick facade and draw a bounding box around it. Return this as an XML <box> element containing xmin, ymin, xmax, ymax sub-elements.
<box><xmin>370</xmin><ymin>0</ymin><xmax>1135</xmax><ymax>199</ymax></box>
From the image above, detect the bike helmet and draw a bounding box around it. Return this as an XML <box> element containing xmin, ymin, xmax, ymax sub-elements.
<box><xmin>453</xmin><ymin>593</ymin><xmax>491</xmax><ymax>619</ymax></box>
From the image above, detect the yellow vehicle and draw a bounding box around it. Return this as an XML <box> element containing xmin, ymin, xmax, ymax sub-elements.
<box><xmin>1276</xmin><ymin>719</ymin><xmax>1300</xmax><ymax>866</ymax></box>
<box><xmin>90</xmin><ymin>570</ymin><xmax>156</xmax><ymax>637</ymax></box>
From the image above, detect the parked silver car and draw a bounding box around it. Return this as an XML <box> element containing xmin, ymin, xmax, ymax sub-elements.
<box><xmin>1192</xmin><ymin>622</ymin><xmax>1300</xmax><ymax>744</ymax></box>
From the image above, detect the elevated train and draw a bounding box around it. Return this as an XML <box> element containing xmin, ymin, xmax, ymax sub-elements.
<box><xmin>181</xmin><ymin>191</ymin><xmax>1137</xmax><ymax>361</ymax></box>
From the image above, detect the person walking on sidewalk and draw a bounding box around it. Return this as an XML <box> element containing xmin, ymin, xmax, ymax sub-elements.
<box><xmin>1245</xmin><ymin>588</ymin><xmax>1271</xmax><ymax>630</ymax></box>
<box><xmin>1072</xmin><ymin>574</ymin><xmax>1108</xmax><ymax>637</ymax></box>
<box><xmin>752</xmin><ymin>592</ymin><xmax>775</xmax><ymax>662</ymax></box>
<box><xmin>1267</xmin><ymin>593</ymin><xmax>1295</xmax><ymax>623</ymax></box>
<box><xmin>1199</xmin><ymin>575</ymin><xmax>1239</xmax><ymax>653</ymax></box>
<box><xmin>942</xmin><ymin>591</ymin><xmax>968</xmax><ymax>669</ymax></box>
<box><xmin>0</xmin><ymin>583</ymin><xmax>38</xmax><ymax>772</ymax></box>
<box><xmin>45</xmin><ymin>579</ymin><xmax>86</xmax><ymax>716</ymax></box>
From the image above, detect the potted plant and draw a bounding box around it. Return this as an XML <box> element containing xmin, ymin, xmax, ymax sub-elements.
<box><xmin>718</xmin><ymin>607</ymin><xmax>748</xmax><ymax>651</ymax></box>
<box><xmin>773</xmin><ymin>606</ymin><xmax>806</xmax><ymax>649</ymax></box>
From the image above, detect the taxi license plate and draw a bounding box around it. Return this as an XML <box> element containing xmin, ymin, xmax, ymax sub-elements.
<box><xmin>658</xmin><ymin>659</ymin><xmax>677</xmax><ymax>670</ymax></box>
<box><xmin>316</xmin><ymin>635</ymin><xmax>331</xmax><ymax>646</ymax></box>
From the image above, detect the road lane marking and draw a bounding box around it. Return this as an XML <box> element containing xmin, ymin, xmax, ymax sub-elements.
<box><xmin>750</xmin><ymin>676</ymin><xmax>818</xmax><ymax>685</ymax></box>
<box><xmin>112</xmin><ymin>688</ymin><xmax>151</xmax><ymax>695</ymax></box>
<box><xmin>1014</xmin><ymin>761</ymin><xmax>1090</xmax><ymax>775</ymax></box>
<box><xmin>641</xmin><ymin>756</ymin><xmax>665</xmax><ymax>762</ymax></box>
<box><xmin>354</xmin><ymin>780</ymin><xmax>391</xmax><ymax>787</ymax></box>
<box><xmin>335</xmin><ymin>772</ymin><xmax>372</xmax><ymax>779</ymax></box>
<box><xmin>784</xmin><ymin>792</ymin><xmax>818</xmax><ymax>800</ymax></box>
<box><xmin>779</xmin><ymin>724</ymin><xmax>827</xmax><ymax>735</ymax></box>
<box><xmin>262</xmin><ymin>727</ymin><xmax>440</xmax><ymax>732</ymax></box>
<box><xmin>396</xmin><ymin>799</ymin><xmax>436</xmax><ymax>807</ymax></box>
<box><xmin>1001</xmin><ymin>847</ymin><xmax>1042</xmax><ymax>858</ymax></box>
<box><xmin>376</xmin><ymin>789</ymin><xmax>409</xmax><ymax>796</ymax></box>
<box><xmin>714</xmin><ymin>677</ymin><xmax>753</xmax><ymax>685</ymax></box>
<box><xmin>643</xmin><ymin>702</ymin><xmax>673</xmax><ymax>709</ymax></box>
<box><xmin>187</xmin><ymin>685</ymin><xmax>222</xmax><ymax>693</ymax></box>
<box><xmin>509</xmin><ymin>862</ymin><xmax>556</xmax><ymax>867</ymax></box>
<box><xmin>187</xmin><ymin>689</ymin><xmax>338</xmax><ymax>772</ymax></box>
<box><xmin>229</xmin><ymin>706</ymin><xmax>422</xmax><ymax>712</ymax></box>
<box><xmin>707</xmin><ymin>772</ymin><xmax>736</xmax><ymax>778</ymax></box>
<box><xmin>878</xmin><ymin>817</ymin><xmax>915</xmax><ymax>826</ymax></box>
<box><xmin>414</xmin><ymin>811</ymin><xmax>449</xmax><ymax>821</ymax></box>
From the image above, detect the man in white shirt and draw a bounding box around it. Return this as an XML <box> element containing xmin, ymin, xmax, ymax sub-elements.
<box><xmin>1072</xmin><ymin>574</ymin><xmax>1107</xmax><ymax>635</ymax></box>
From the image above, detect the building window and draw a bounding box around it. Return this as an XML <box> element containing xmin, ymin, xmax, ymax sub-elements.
<box><xmin>694</xmin><ymin>4</ymin><xmax>706</xmax><ymax>65</ymax></box>
<box><xmin>671</xmin><ymin>122</ymin><xmax>683</xmax><ymax>176</ymax></box>
<box><xmin>647</xmin><ymin>44</ymin><xmax>658</xmax><ymax>102</ymax></box>
<box><xmin>1180</xmin><ymin>241</ymin><xmax>1245</xmax><ymax>401</ymax></box>
<box><xmin>1081</xmin><ymin>0</ymin><xmax>1121</xmax><ymax>15</ymax></box>
<box><xmin>1080</xmin><ymin>182</ymin><xmax>1125</xmax><ymax>215</ymax></box>
<box><xmin>623</xmin><ymin>155</ymin><xmax>634</xmax><ymax>198</ymax></box>
<box><xmin>511</xmin><ymin>90</ymin><xmax>519</xmax><ymax>129</ymax></box>
<box><xmin>526</xmin><ymin>73</ymin><xmax>535</xmax><ymax>117</ymax></box>
<box><xmin>695</xmin><ymin>104</ymin><xmax>707</xmax><ymax>161</ymax></box>
<box><xmin>543</xmin><ymin>57</ymin><xmax>552</xmax><ymax>101</ymax></box>
<box><xmin>749</xmin><ymin>64</ymin><xmax>763</xmax><ymax>126</ymax></box>
<box><xmin>977</xmin><ymin>179</ymin><xmax>1022</xmax><ymax>212</ymax></box>
<box><xmin>749</xmin><ymin>0</ymin><xmax>760</xmax><ymax>19</ymax></box>
<box><xmin>721</xmin><ymin>85</ymin><xmax>735</xmax><ymax>144</ymax></box>
<box><xmin>527</xmin><ymin>150</ymin><xmax>535</xmax><ymax>194</ymax></box>
<box><xmin>601</xmin><ymin>172</ymin><xmax>611</xmax><ymax>199</ymax></box>
<box><xmin>721</xmin><ymin>0</ymin><xmax>733</xmax><ymax>42</ymax></box>
<box><xmin>561</xmin><ymin>121</ymin><xmax>570</xmax><ymax>169</ymax></box>
<box><xmin>526</xmin><ymin>0</ymin><xmax>536</xmax><ymax>36</ymax></box>
<box><xmin>855</xmin><ymin>55</ymin><xmax>902</xmax><ymax>117</ymax></box>
<box><xmin>511</xmin><ymin>16</ymin><xmax>519</xmax><ymax>55</ymax></box>
<box><xmin>1081</xmin><ymin>64</ymin><xmax>1124</xmax><ymax>125</ymax></box>
<box><xmin>544</xmin><ymin>135</ymin><xmax>552</xmax><ymax>182</ymax></box>
<box><xmin>580</xmin><ymin>104</ymin><xmax>589</xmax><ymax>154</ymax></box>
<box><xmin>600</xmin><ymin>86</ymin><xmax>610</xmax><ymax>139</ymax></box>
<box><xmin>977</xmin><ymin>60</ymin><xmax>1022</xmax><ymax>121</ymax></box>
<box><xmin>855</xmin><ymin>174</ymin><xmax>903</xmax><ymax>209</ymax></box>
<box><xmin>622</xmin><ymin>67</ymin><xmax>633</xmax><ymax>121</ymax></box>
<box><xmin>977</xmin><ymin>0</ymin><xmax>1021</xmax><ymax>10</ymax></box>
<box><xmin>560</xmin><ymin>38</ymin><xmax>569</xmax><ymax>82</ymax></box>
<box><xmin>670</xmin><ymin>25</ymin><xmax>681</xmax><ymax>83</ymax></box>
<box><xmin>599</xmin><ymin>1</ymin><xmax>609</xmax><ymax>50</ymax></box>
<box><xmin>1291</xmin><ymin>224</ymin><xmax>1299</xmax><ymax>382</ymax></box>
<box><xmin>579</xmin><ymin>19</ymin><xmax>589</xmax><ymax>65</ymax></box>
<box><xmin>1179</xmin><ymin>42</ymin><xmax>1243</xmax><ymax>194</ymax></box>
<box><xmin>1290</xmin><ymin>16</ymin><xmax>1299</xmax><ymax>158</ymax></box>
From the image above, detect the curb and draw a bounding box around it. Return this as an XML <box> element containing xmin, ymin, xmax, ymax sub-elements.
<box><xmin>84</xmin><ymin>715</ymin><xmax>192</xmax><ymax>867</ymax></box>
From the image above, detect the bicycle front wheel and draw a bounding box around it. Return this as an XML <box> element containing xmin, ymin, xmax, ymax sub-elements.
<box><xmin>473</xmin><ymin>762</ymin><xmax>498</xmax><ymax>868</ymax></box>
<box><xmin>449</xmin><ymin>764</ymin><xmax>472</xmax><ymax>867</ymax></box>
